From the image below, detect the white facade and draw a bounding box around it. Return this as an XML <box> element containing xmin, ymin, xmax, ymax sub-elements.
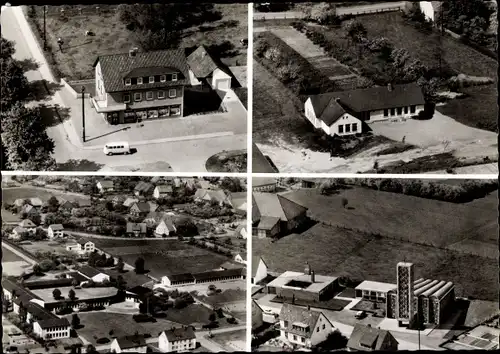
<box><xmin>211</xmin><ymin>68</ymin><xmax>232</xmax><ymax>91</ymax></box>
<box><xmin>234</xmin><ymin>254</ymin><xmax>247</xmax><ymax>265</ymax></box>
<box><xmin>279</xmin><ymin>313</ymin><xmax>333</xmax><ymax>348</ymax></box>
<box><xmin>304</xmin><ymin>98</ymin><xmax>362</xmax><ymax>137</ymax></box>
<box><xmin>158</xmin><ymin>332</ymin><xmax>196</xmax><ymax>352</ymax></box>
<box><xmin>66</xmin><ymin>241</ymin><xmax>95</xmax><ymax>254</ymax></box>
<box><xmin>110</xmin><ymin>339</ymin><xmax>148</xmax><ymax>353</ymax></box>
<box><xmin>161</xmin><ymin>276</ymin><xmax>195</xmax><ymax>288</ymax></box>
<box><xmin>419</xmin><ymin>1</ymin><xmax>437</xmax><ymax>22</ymax></box>
<box><xmin>252</xmin><ymin>300</ymin><xmax>264</xmax><ymax>331</ymax></box>
<box><xmin>33</xmin><ymin>322</ymin><xmax>70</xmax><ymax>340</ymax></box>
<box><xmin>367</xmin><ymin>104</ymin><xmax>425</xmax><ymax>122</ymax></box>
<box><xmin>155</xmin><ymin>220</ymin><xmax>176</xmax><ymax>236</ymax></box>
<box><xmin>238</xmin><ymin>226</ymin><xmax>247</xmax><ymax>239</ymax></box>
<box><xmin>253</xmin><ymin>258</ymin><xmax>268</xmax><ymax>285</ymax></box>
<box><xmin>47</xmin><ymin>226</ymin><xmax>64</xmax><ymax>239</ymax></box>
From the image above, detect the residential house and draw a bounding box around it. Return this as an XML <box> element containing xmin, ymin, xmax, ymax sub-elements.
<box><xmin>123</xmin><ymin>197</ymin><xmax>139</xmax><ymax>208</ymax></box>
<box><xmin>11</xmin><ymin>226</ymin><xmax>28</xmax><ymax>240</ymax></box>
<box><xmin>184</xmin><ymin>178</ymin><xmax>197</xmax><ymax>191</ymax></box>
<box><xmin>253</xmin><ymin>193</ymin><xmax>308</xmax><ymax>238</ymax></box>
<box><xmin>153</xmin><ymin>184</ymin><xmax>173</xmax><ymax>199</ymax></box>
<box><xmin>14</xmin><ymin>198</ymin><xmax>26</xmax><ymax>211</ymax></box>
<box><xmin>304</xmin><ymin>83</ymin><xmax>426</xmax><ymax>136</ymax></box>
<box><xmin>33</xmin><ymin>318</ymin><xmax>71</xmax><ymax>341</ymax></box>
<box><xmin>134</xmin><ymin>181</ymin><xmax>155</xmax><ymax>197</ymax></box>
<box><xmin>235</xmin><ymin>224</ymin><xmax>247</xmax><ymax>239</ymax></box>
<box><xmin>130</xmin><ymin>201</ymin><xmax>158</xmax><ymax>217</ymax></box>
<box><xmin>419</xmin><ymin>1</ymin><xmax>442</xmax><ymax>23</ymax></box>
<box><xmin>28</xmin><ymin>198</ymin><xmax>43</xmax><ymax>208</ymax></box>
<box><xmin>47</xmin><ymin>224</ymin><xmax>64</xmax><ymax>239</ymax></box>
<box><xmin>347</xmin><ymin>324</ymin><xmax>399</xmax><ymax>351</ymax></box>
<box><xmin>143</xmin><ymin>211</ymin><xmax>173</xmax><ymax>226</ymax></box>
<box><xmin>59</xmin><ymin>200</ymin><xmax>77</xmax><ymax>211</ymax></box>
<box><xmin>111</xmin><ymin>195</ymin><xmax>127</xmax><ymax>206</ymax></box>
<box><xmin>252</xmin><ymin>257</ymin><xmax>269</xmax><ymax>285</ymax></box>
<box><xmin>187</xmin><ymin>45</ymin><xmax>232</xmax><ymax>91</ymax></box>
<box><xmin>125</xmin><ymin>286</ymin><xmax>153</xmax><ymax>307</ymax></box>
<box><xmin>110</xmin><ymin>335</ymin><xmax>148</xmax><ymax>353</ymax></box>
<box><xmin>229</xmin><ymin>192</ymin><xmax>247</xmax><ymax>215</ymax></box>
<box><xmin>96</xmin><ymin>180</ymin><xmax>114</xmax><ymax>193</ymax></box>
<box><xmin>253</xmin><ymin>177</ymin><xmax>277</xmax><ymax>192</ymax></box>
<box><xmin>158</xmin><ymin>326</ymin><xmax>197</xmax><ymax>352</ymax></box>
<box><xmin>234</xmin><ymin>253</ymin><xmax>246</xmax><ymax>265</ymax></box>
<box><xmin>92</xmin><ymin>48</ymin><xmax>190</xmax><ymax>124</ymax></box>
<box><xmin>194</xmin><ymin>189</ymin><xmax>229</xmax><ymax>206</ymax></box>
<box><xmin>126</xmin><ymin>222</ymin><xmax>148</xmax><ymax>237</ymax></box>
<box><xmin>66</xmin><ymin>239</ymin><xmax>95</xmax><ymax>254</ymax></box>
<box><xmin>18</xmin><ymin>219</ymin><xmax>37</xmax><ymax>233</ymax></box>
<box><xmin>20</xmin><ymin>204</ymin><xmax>39</xmax><ymax>219</ymax></box>
<box><xmin>252</xmin><ymin>299</ymin><xmax>264</xmax><ymax>332</ymax></box>
<box><xmin>155</xmin><ymin>218</ymin><xmax>177</xmax><ymax>237</ymax></box>
<box><xmin>279</xmin><ymin>303</ymin><xmax>334</xmax><ymax>348</ymax></box>
<box><xmin>77</xmin><ymin>265</ymin><xmax>110</xmax><ymax>283</ymax></box>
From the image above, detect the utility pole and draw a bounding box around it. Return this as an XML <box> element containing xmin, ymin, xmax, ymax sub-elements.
<box><xmin>43</xmin><ymin>6</ymin><xmax>47</xmax><ymax>51</ymax></box>
<box><xmin>81</xmin><ymin>86</ymin><xmax>86</xmax><ymax>142</ymax></box>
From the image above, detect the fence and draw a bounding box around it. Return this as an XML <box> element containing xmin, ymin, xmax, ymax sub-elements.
<box><xmin>336</xmin><ymin>2</ymin><xmax>407</xmax><ymax>16</ymax></box>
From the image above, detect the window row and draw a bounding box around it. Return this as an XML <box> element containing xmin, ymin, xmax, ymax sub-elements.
<box><xmin>124</xmin><ymin>89</ymin><xmax>177</xmax><ymax>103</ymax></box>
<box><xmin>338</xmin><ymin>123</ymin><xmax>358</xmax><ymax>134</ymax></box>
<box><xmin>384</xmin><ymin>105</ymin><xmax>416</xmax><ymax>117</ymax></box>
<box><xmin>124</xmin><ymin>73</ymin><xmax>178</xmax><ymax>86</ymax></box>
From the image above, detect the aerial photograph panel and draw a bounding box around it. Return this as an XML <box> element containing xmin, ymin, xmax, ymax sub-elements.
<box><xmin>252</xmin><ymin>1</ymin><xmax>497</xmax><ymax>174</ymax></box>
<box><xmin>251</xmin><ymin>177</ymin><xmax>499</xmax><ymax>351</ymax></box>
<box><xmin>1</xmin><ymin>3</ymin><xmax>248</xmax><ymax>172</ymax></box>
<box><xmin>2</xmin><ymin>175</ymin><xmax>248</xmax><ymax>353</ymax></box>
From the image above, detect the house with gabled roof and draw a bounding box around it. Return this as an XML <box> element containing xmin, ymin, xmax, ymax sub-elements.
<box><xmin>187</xmin><ymin>45</ymin><xmax>233</xmax><ymax>91</ymax></box>
<box><xmin>110</xmin><ymin>334</ymin><xmax>148</xmax><ymax>353</ymax></box>
<box><xmin>96</xmin><ymin>179</ymin><xmax>114</xmax><ymax>193</ymax></box>
<box><xmin>20</xmin><ymin>204</ymin><xmax>39</xmax><ymax>219</ymax></box>
<box><xmin>154</xmin><ymin>218</ymin><xmax>176</xmax><ymax>237</ymax></box>
<box><xmin>130</xmin><ymin>201</ymin><xmax>158</xmax><ymax>217</ymax></box>
<box><xmin>47</xmin><ymin>224</ymin><xmax>64</xmax><ymax>239</ymax></box>
<box><xmin>279</xmin><ymin>303</ymin><xmax>334</xmax><ymax>348</ymax></box>
<box><xmin>123</xmin><ymin>197</ymin><xmax>139</xmax><ymax>208</ymax></box>
<box><xmin>126</xmin><ymin>222</ymin><xmax>148</xmax><ymax>237</ymax></box>
<box><xmin>159</xmin><ymin>326</ymin><xmax>196</xmax><ymax>352</ymax></box>
<box><xmin>304</xmin><ymin>83</ymin><xmax>426</xmax><ymax>136</ymax></box>
<box><xmin>153</xmin><ymin>184</ymin><xmax>173</xmax><ymax>199</ymax></box>
<box><xmin>77</xmin><ymin>265</ymin><xmax>110</xmax><ymax>283</ymax></box>
<box><xmin>66</xmin><ymin>239</ymin><xmax>95</xmax><ymax>254</ymax></box>
<box><xmin>92</xmin><ymin>48</ymin><xmax>190</xmax><ymax>124</ymax></box>
<box><xmin>134</xmin><ymin>181</ymin><xmax>155</xmax><ymax>197</ymax></box>
<box><xmin>194</xmin><ymin>188</ymin><xmax>229</xmax><ymax>206</ymax></box>
<box><xmin>347</xmin><ymin>323</ymin><xmax>399</xmax><ymax>351</ymax></box>
<box><xmin>18</xmin><ymin>219</ymin><xmax>37</xmax><ymax>233</ymax></box>
<box><xmin>253</xmin><ymin>193</ymin><xmax>308</xmax><ymax>238</ymax></box>
<box><xmin>252</xmin><ymin>256</ymin><xmax>269</xmax><ymax>285</ymax></box>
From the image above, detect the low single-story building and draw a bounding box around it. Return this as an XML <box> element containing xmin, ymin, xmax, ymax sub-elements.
<box><xmin>161</xmin><ymin>268</ymin><xmax>245</xmax><ymax>287</ymax></box>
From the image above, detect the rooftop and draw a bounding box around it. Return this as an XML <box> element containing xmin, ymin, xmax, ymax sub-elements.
<box><xmin>279</xmin><ymin>303</ymin><xmax>323</xmax><ymax>338</ymax></box>
<box><xmin>267</xmin><ymin>271</ymin><xmax>337</xmax><ymax>293</ymax></box>
<box><xmin>347</xmin><ymin>323</ymin><xmax>398</xmax><ymax>351</ymax></box>
<box><xmin>162</xmin><ymin>326</ymin><xmax>196</xmax><ymax>342</ymax></box>
<box><xmin>37</xmin><ymin>317</ymin><xmax>71</xmax><ymax>329</ymax></box>
<box><xmin>114</xmin><ymin>335</ymin><xmax>147</xmax><ymax>349</ymax></box>
<box><xmin>355</xmin><ymin>281</ymin><xmax>397</xmax><ymax>293</ymax></box>
<box><xmin>253</xmin><ymin>193</ymin><xmax>307</xmax><ymax>222</ymax></box>
<box><xmin>30</xmin><ymin>286</ymin><xmax>118</xmax><ymax>303</ymax></box>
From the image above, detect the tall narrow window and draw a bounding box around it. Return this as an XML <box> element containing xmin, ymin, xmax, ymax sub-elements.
<box><xmin>160</xmin><ymin>75</ymin><xmax>166</xmax><ymax>82</ymax></box>
<box><xmin>169</xmin><ymin>89</ymin><xmax>176</xmax><ymax>98</ymax></box>
<box><xmin>410</xmin><ymin>105</ymin><xmax>416</xmax><ymax>113</ymax></box>
<box><xmin>338</xmin><ymin>125</ymin><xmax>344</xmax><ymax>134</ymax></box>
<box><xmin>137</xmin><ymin>77</ymin><xmax>143</xmax><ymax>85</ymax></box>
<box><xmin>172</xmin><ymin>73</ymin><xmax>178</xmax><ymax>81</ymax></box>
<box><xmin>146</xmin><ymin>91</ymin><xmax>154</xmax><ymax>100</ymax></box>
<box><xmin>134</xmin><ymin>92</ymin><xmax>142</xmax><ymax>102</ymax></box>
<box><xmin>149</xmin><ymin>76</ymin><xmax>155</xmax><ymax>84</ymax></box>
<box><xmin>125</xmin><ymin>78</ymin><xmax>131</xmax><ymax>86</ymax></box>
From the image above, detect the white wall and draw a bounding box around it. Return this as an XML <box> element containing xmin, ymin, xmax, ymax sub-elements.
<box><xmin>419</xmin><ymin>1</ymin><xmax>436</xmax><ymax>21</ymax></box>
<box><xmin>304</xmin><ymin>99</ymin><xmax>321</xmax><ymax>128</ymax></box>
<box><xmin>253</xmin><ymin>259</ymin><xmax>268</xmax><ymax>284</ymax></box>
<box><xmin>369</xmin><ymin>104</ymin><xmax>424</xmax><ymax>122</ymax></box>
<box><xmin>329</xmin><ymin>114</ymin><xmax>362</xmax><ymax>136</ymax></box>
<box><xmin>310</xmin><ymin>314</ymin><xmax>334</xmax><ymax>346</ymax></box>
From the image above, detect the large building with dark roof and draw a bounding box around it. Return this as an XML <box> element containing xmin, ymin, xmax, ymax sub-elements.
<box><xmin>304</xmin><ymin>83</ymin><xmax>426</xmax><ymax>136</ymax></box>
<box><xmin>92</xmin><ymin>48</ymin><xmax>190</xmax><ymax>124</ymax></box>
<box><xmin>160</xmin><ymin>267</ymin><xmax>245</xmax><ymax>288</ymax></box>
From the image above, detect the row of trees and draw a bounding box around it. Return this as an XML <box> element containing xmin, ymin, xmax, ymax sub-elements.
<box><xmin>1</xmin><ymin>37</ymin><xmax>56</xmax><ymax>170</ymax></box>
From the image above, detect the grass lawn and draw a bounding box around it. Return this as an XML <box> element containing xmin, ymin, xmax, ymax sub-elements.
<box><xmin>199</xmin><ymin>289</ymin><xmax>246</xmax><ymax>306</ymax></box>
<box><xmin>205</xmin><ymin>149</ymin><xmax>247</xmax><ymax>173</ymax></box>
<box><xmin>2</xmin><ymin>187</ymin><xmax>90</xmax><ymax>204</ymax></box>
<box><xmin>280</xmin><ymin>187</ymin><xmax>496</xmax><ymax>248</ymax></box>
<box><xmin>164</xmin><ymin>304</ymin><xmax>215</xmax><ymax>326</ymax></box>
<box><xmin>29</xmin><ymin>4</ymin><xmax>247</xmax><ymax>80</ymax></box>
<box><xmin>75</xmin><ymin>312</ymin><xmax>179</xmax><ymax>346</ymax></box>
<box><xmin>1</xmin><ymin>209</ymin><xmax>19</xmax><ymax>223</ymax></box>
<box><xmin>463</xmin><ymin>300</ymin><xmax>500</xmax><ymax>328</ymax></box>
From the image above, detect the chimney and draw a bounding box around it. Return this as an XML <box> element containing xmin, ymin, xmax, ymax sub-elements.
<box><xmin>311</xmin><ymin>270</ymin><xmax>315</xmax><ymax>283</ymax></box>
<box><xmin>305</xmin><ymin>261</ymin><xmax>311</xmax><ymax>275</ymax></box>
<box><xmin>387</xmin><ymin>83</ymin><xmax>393</xmax><ymax>91</ymax></box>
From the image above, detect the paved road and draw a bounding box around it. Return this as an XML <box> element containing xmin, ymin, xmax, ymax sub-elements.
<box><xmin>1</xmin><ymin>6</ymin><xmax>247</xmax><ymax>172</ymax></box>
<box><xmin>2</xmin><ymin>242</ymin><xmax>38</xmax><ymax>265</ymax></box>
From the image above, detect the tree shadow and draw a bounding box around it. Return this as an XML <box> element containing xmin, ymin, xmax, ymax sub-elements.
<box><xmin>184</xmin><ymin>87</ymin><xmax>223</xmax><ymax>116</ymax></box>
<box><xmin>16</xmin><ymin>58</ymin><xmax>40</xmax><ymax>72</ymax></box>
<box><xmin>198</xmin><ymin>20</ymin><xmax>239</xmax><ymax>33</ymax></box>
<box><xmin>56</xmin><ymin>159</ymin><xmax>104</xmax><ymax>171</ymax></box>
<box><xmin>39</xmin><ymin>103</ymin><xmax>71</xmax><ymax>128</ymax></box>
<box><xmin>346</xmin><ymin>206</ymin><xmax>355</xmax><ymax>210</ymax></box>
<box><xmin>206</xmin><ymin>41</ymin><xmax>240</xmax><ymax>58</ymax></box>
<box><xmin>26</xmin><ymin>80</ymin><xmax>64</xmax><ymax>102</ymax></box>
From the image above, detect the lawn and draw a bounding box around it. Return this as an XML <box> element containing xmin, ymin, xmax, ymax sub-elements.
<box><xmin>279</xmin><ymin>187</ymin><xmax>496</xmax><ymax>248</ymax></box>
<box><xmin>199</xmin><ymin>289</ymin><xmax>246</xmax><ymax>306</ymax></box>
<box><xmin>86</xmin><ymin>238</ymin><xmax>230</xmax><ymax>279</ymax></box>
<box><xmin>164</xmin><ymin>304</ymin><xmax>215</xmax><ymax>326</ymax></box>
<box><xmin>28</xmin><ymin>4</ymin><xmax>247</xmax><ymax>80</ymax></box>
<box><xmin>75</xmin><ymin>312</ymin><xmax>179</xmax><ymax>346</ymax></box>
<box><xmin>2</xmin><ymin>187</ymin><xmax>90</xmax><ymax>204</ymax></box>
<box><xmin>31</xmin><ymin>286</ymin><xmax>117</xmax><ymax>302</ymax></box>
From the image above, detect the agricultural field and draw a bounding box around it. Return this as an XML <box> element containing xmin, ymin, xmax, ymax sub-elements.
<box><xmin>280</xmin><ymin>187</ymin><xmax>496</xmax><ymax>248</ymax></box>
<box><xmin>2</xmin><ymin>187</ymin><xmax>90</xmax><ymax>204</ymax></box>
<box><xmin>87</xmin><ymin>238</ymin><xmax>230</xmax><ymax>279</ymax></box>
<box><xmin>27</xmin><ymin>4</ymin><xmax>248</xmax><ymax>80</ymax></box>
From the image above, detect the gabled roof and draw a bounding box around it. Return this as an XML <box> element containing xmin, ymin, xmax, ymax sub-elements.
<box><xmin>14</xmin><ymin>198</ymin><xmax>26</xmax><ymax>207</ymax></box>
<box><xmin>279</xmin><ymin>303</ymin><xmax>323</xmax><ymax>338</ymax></box>
<box><xmin>187</xmin><ymin>45</ymin><xmax>226</xmax><ymax>78</ymax></box>
<box><xmin>19</xmin><ymin>219</ymin><xmax>36</xmax><ymax>228</ymax></box>
<box><xmin>253</xmin><ymin>193</ymin><xmax>307</xmax><ymax>222</ymax></box>
<box><xmin>131</xmin><ymin>202</ymin><xmax>153</xmax><ymax>213</ymax></box>
<box><xmin>123</xmin><ymin>197</ymin><xmax>139</xmax><ymax>207</ymax></box>
<box><xmin>220</xmin><ymin>261</ymin><xmax>245</xmax><ymax>270</ymax></box>
<box><xmin>127</xmin><ymin>222</ymin><xmax>147</xmax><ymax>233</ymax></box>
<box><xmin>26</xmin><ymin>301</ymin><xmax>58</xmax><ymax>320</ymax></box>
<box><xmin>29</xmin><ymin>198</ymin><xmax>43</xmax><ymax>207</ymax></box>
<box><xmin>347</xmin><ymin>324</ymin><xmax>398</xmax><ymax>351</ymax></box>
<box><xmin>114</xmin><ymin>335</ymin><xmax>147</xmax><ymax>349</ymax></box>
<box><xmin>157</xmin><ymin>218</ymin><xmax>176</xmax><ymax>232</ymax></box>
<box><xmin>77</xmin><ymin>265</ymin><xmax>103</xmax><ymax>278</ymax></box>
<box><xmin>97</xmin><ymin>180</ymin><xmax>114</xmax><ymax>188</ymax></box>
<box><xmin>257</xmin><ymin>216</ymin><xmax>281</xmax><ymax>230</ymax></box>
<box><xmin>24</xmin><ymin>278</ymin><xmax>73</xmax><ymax>289</ymax></box>
<box><xmin>77</xmin><ymin>238</ymin><xmax>93</xmax><ymax>246</ymax></box>
<box><xmin>165</xmin><ymin>273</ymin><xmax>195</xmax><ymax>283</ymax></box>
<box><xmin>37</xmin><ymin>317</ymin><xmax>71</xmax><ymax>329</ymax></box>
<box><xmin>195</xmin><ymin>189</ymin><xmax>229</xmax><ymax>203</ymax></box>
<box><xmin>94</xmin><ymin>49</ymin><xmax>190</xmax><ymax>93</ymax></box>
<box><xmin>162</xmin><ymin>326</ymin><xmax>196</xmax><ymax>342</ymax></box>
<box><xmin>309</xmin><ymin>83</ymin><xmax>425</xmax><ymax>121</ymax></box>
<box><xmin>192</xmin><ymin>268</ymin><xmax>244</xmax><ymax>282</ymax></box>
<box><xmin>252</xmin><ymin>143</ymin><xmax>278</xmax><ymax>173</ymax></box>
<box><xmin>134</xmin><ymin>181</ymin><xmax>154</xmax><ymax>193</ymax></box>
<box><xmin>155</xmin><ymin>185</ymin><xmax>173</xmax><ymax>193</ymax></box>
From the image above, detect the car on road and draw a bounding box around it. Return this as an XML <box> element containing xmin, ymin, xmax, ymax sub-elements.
<box><xmin>355</xmin><ymin>310</ymin><xmax>367</xmax><ymax>319</ymax></box>
<box><xmin>103</xmin><ymin>142</ymin><xmax>131</xmax><ymax>156</ymax></box>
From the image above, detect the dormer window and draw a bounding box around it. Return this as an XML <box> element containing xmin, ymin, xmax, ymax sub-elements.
<box><xmin>125</xmin><ymin>78</ymin><xmax>131</xmax><ymax>86</ymax></box>
<box><xmin>137</xmin><ymin>77</ymin><xmax>143</xmax><ymax>85</ymax></box>
<box><xmin>149</xmin><ymin>76</ymin><xmax>155</xmax><ymax>84</ymax></box>
<box><xmin>160</xmin><ymin>75</ymin><xmax>166</xmax><ymax>82</ymax></box>
<box><xmin>172</xmin><ymin>73</ymin><xmax>178</xmax><ymax>81</ymax></box>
